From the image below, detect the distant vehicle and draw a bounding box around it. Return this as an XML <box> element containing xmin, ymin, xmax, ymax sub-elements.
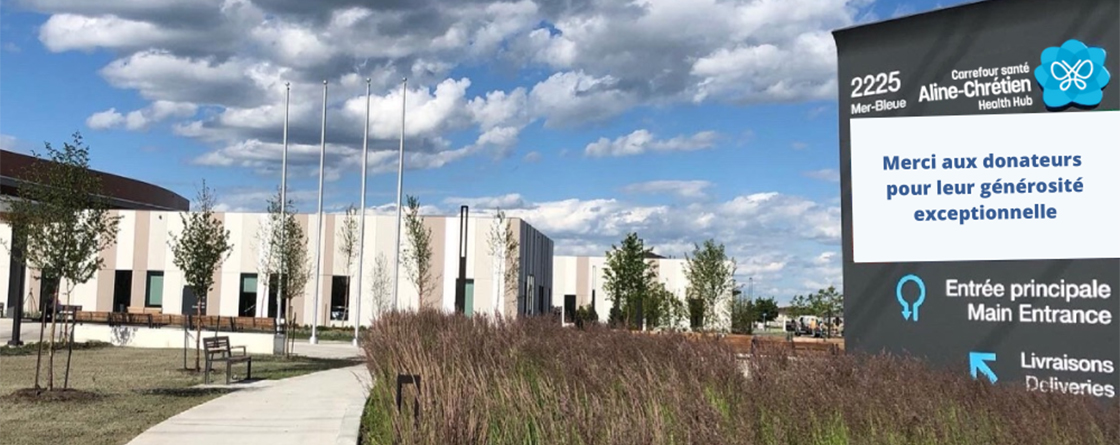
<box><xmin>793</xmin><ymin>316</ymin><xmax>821</xmax><ymax>336</ymax></box>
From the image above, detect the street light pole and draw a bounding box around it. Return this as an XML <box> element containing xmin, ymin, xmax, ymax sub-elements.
<box><xmin>277</xmin><ymin>82</ymin><xmax>290</xmax><ymax>329</ymax></box>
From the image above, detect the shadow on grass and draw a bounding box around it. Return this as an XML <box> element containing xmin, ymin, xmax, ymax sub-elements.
<box><xmin>252</xmin><ymin>355</ymin><xmax>364</xmax><ymax>380</ymax></box>
<box><xmin>134</xmin><ymin>387</ymin><xmax>239</xmax><ymax>398</ymax></box>
<box><xmin>2</xmin><ymin>388</ymin><xmax>104</xmax><ymax>403</ymax></box>
<box><xmin>0</xmin><ymin>341</ymin><xmax>113</xmax><ymax>356</ymax></box>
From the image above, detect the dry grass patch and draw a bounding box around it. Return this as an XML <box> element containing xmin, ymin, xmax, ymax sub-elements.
<box><xmin>360</xmin><ymin>310</ymin><xmax>1119</xmax><ymax>445</ymax></box>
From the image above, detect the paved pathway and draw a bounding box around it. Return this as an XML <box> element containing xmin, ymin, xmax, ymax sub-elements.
<box><xmin>128</xmin><ymin>342</ymin><xmax>370</xmax><ymax>445</ymax></box>
<box><xmin>0</xmin><ymin>318</ymin><xmax>48</xmax><ymax>345</ymax></box>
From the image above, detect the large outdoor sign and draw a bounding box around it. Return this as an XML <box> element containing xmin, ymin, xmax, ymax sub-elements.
<box><xmin>835</xmin><ymin>0</ymin><xmax>1119</xmax><ymax>399</ymax></box>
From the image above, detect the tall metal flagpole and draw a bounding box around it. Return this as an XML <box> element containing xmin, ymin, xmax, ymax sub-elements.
<box><xmin>353</xmin><ymin>78</ymin><xmax>371</xmax><ymax>347</ymax></box>
<box><xmin>391</xmin><ymin>78</ymin><xmax>406</xmax><ymax>310</ymax></box>
<box><xmin>311</xmin><ymin>80</ymin><xmax>327</xmax><ymax>344</ymax></box>
<box><xmin>277</xmin><ymin>82</ymin><xmax>289</xmax><ymax>329</ymax></box>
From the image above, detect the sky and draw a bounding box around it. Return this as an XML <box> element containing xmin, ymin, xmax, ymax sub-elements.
<box><xmin>0</xmin><ymin>0</ymin><xmax>974</xmax><ymax>303</ymax></box>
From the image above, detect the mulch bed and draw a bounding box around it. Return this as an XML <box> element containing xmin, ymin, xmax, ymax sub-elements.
<box><xmin>3</xmin><ymin>387</ymin><xmax>103</xmax><ymax>403</ymax></box>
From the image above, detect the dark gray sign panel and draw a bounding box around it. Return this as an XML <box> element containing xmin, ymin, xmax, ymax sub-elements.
<box><xmin>834</xmin><ymin>0</ymin><xmax>1119</xmax><ymax>400</ymax></box>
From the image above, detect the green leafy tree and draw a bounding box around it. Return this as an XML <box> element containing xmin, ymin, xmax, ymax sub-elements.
<box><xmin>788</xmin><ymin>294</ymin><xmax>812</xmax><ymax>318</ymax></box>
<box><xmin>1</xmin><ymin>132</ymin><xmax>121</xmax><ymax>390</ymax></box>
<box><xmin>602</xmin><ymin>232</ymin><xmax>657</xmax><ymax>330</ymax></box>
<box><xmin>403</xmin><ymin>196</ymin><xmax>439</xmax><ymax>306</ymax></box>
<box><xmin>658</xmin><ymin>285</ymin><xmax>687</xmax><ymax>331</ymax></box>
<box><xmin>730</xmin><ymin>298</ymin><xmax>755</xmax><ymax>335</ymax></box>
<box><xmin>812</xmin><ymin>286</ymin><xmax>843</xmax><ymax>335</ymax></box>
<box><xmin>170</xmin><ymin>182</ymin><xmax>233</xmax><ymax>371</ymax></box>
<box><xmin>573</xmin><ymin>304</ymin><xmax>599</xmax><ymax>329</ymax></box>
<box><xmin>787</xmin><ymin>287</ymin><xmax>843</xmax><ymax>335</ymax></box>
<box><xmin>754</xmin><ymin>297</ymin><xmax>780</xmax><ymax>324</ymax></box>
<box><xmin>683</xmin><ymin>239</ymin><xmax>737</xmax><ymax>332</ymax></box>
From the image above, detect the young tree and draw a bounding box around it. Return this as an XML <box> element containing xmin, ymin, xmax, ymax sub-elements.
<box><xmin>661</xmin><ymin>286</ymin><xmax>687</xmax><ymax>331</ymax></box>
<box><xmin>402</xmin><ymin>195</ymin><xmax>438</xmax><ymax>307</ymax></box>
<box><xmin>602</xmin><ymin>232</ymin><xmax>657</xmax><ymax>330</ymax></box>
<box><xmin>1</xmin><ymin>132</ymin><xmax>121</xmax><ymax>390</ymax></box>
<box><xmin>684</xmin><ymin>239</ymin><xmax>737</xmax><ymax>332</ymax></box>
<box><xmin>788</xmin><ymin>294</ymin><xmax>811</xmax><ymax>317</ymax></box>
<box><xmin>258</xmin><ymin>192</ymin><xmax>311</xmax><ymax>356</ymax></box>
<box><xmin>367</xmin><ymin>252</ymin><xmax>392</xmax><ymax>319</ymax></box>
<box><xmin>810</xmin><ymin>286</ymin><xmax>843</xmax><ymax>336</ymax></box>
<box><xmin>645</xmin><ymin>281</ymin><xmax>684</xmax><ymax>330</ymax></box>
<box><xmin>754</xmin><ymin>297</ymin><xmax>780</xmax><ymax>324</ymax></box>
<box><xmin>730</xmin><ymin>298</ymin><xmax>755</xmax><ymax>335</ymax></box>
<box><xmin>170</xmin><ymin>182</ymin><xmax>233</xmax><ymax>371</ymax></box>
<box><xmin>486</xmin><ymin>208</ymin><xmax>520</xmax><ymax>318</ymax></box>
<box><xmin>336</xmin><ymin>204</ymin><xmax>359</xmax><ymax>322</ymax></box>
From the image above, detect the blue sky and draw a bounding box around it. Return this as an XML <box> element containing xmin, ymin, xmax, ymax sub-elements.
<box><xmin>0</xmin><ymin>0</ymin><xmax>971</xmax><ymax>302</ymax></box>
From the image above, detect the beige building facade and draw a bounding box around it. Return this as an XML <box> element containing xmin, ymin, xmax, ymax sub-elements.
<box><xmin>0</xmin><ymin>209</ymin><xmax>554</xmax><ymax>327</ymax></box>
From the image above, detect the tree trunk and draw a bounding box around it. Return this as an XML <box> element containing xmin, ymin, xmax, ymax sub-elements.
<box><xmin>63</xmin><ymin>288</ymin><xmax>76</xmax><ymax>389</ymax></box>
<box><xmin>47</xmin><ymin>287</ymin><xmax>60</xmax><ymax>390</ymax></box>
<box><xmin>195</xmin><ymin>298</ymin><xmax>203</xmax><ymax>372</ymax></box>
<box><xmin>34</xmin><ymin>303</ymin><xmax>47</xmax><ymax>389</ymax></box>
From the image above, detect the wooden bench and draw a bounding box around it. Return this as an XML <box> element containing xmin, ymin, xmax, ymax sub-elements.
<box><xmin>202</xmin><ymin>336</ymin><xmax>253</xmax><ymax>384</ymax></box>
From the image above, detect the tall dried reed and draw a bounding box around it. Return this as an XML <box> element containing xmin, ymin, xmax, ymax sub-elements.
<box><xmin>361</xmin><ymin>310</ymin><xmax>1117</xmax><ymax>444</ymax></box>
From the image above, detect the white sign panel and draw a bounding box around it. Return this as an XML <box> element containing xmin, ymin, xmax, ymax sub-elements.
<box><xmin>851</xmin><ymin>111</ymin><xmax>1120</xmax><ymax>263</ymax></box>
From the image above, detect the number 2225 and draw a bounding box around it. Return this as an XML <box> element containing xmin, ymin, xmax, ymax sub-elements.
<box><xmin>851</xmin><ymin>71</ymin><xmax>901</xmax><ymax>98</ymax></box>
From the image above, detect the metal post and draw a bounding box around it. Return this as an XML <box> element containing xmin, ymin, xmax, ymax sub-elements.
<box><xmin>6</xmin><ymin>230</ymin><xmax>25</xmax><ymax>345</ymax></box>
<box><xmin>354</xmin><ymin>78</ymin><xmax>371</xmax><ymax>347</ymax></box>
<box><xmin>311</xmin><ymin>80</ymin><xmax>327</xmax><ymax>344</ymax></box>
<box><xmin>391</xmin><ymin>78</ymin><xmax>406</xmax><ymax>311</ymax></box>
<box><xmin>277</xmin><ymin>82</ymin><xmax>289</xmax><ymax>329</ymax></box>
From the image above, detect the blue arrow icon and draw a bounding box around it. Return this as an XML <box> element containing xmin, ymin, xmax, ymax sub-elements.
<box><xmin>896</xmin><ymin>274</ymin><xmax>925</xmax><ymax>321</ymax></box>
<box><xmin>969</xmin><ymin>352</ymin><xmax>998</xmax><ymax>383</ymax></box>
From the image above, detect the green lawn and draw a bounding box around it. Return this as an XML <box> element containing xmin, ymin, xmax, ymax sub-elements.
<box><xmin>0</xmin><ymin>343</ymin><xmax>362</xmax><ymax>445</ymax></box>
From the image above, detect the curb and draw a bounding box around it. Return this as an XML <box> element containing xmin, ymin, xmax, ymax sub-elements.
<box><xmin>336</xmin><ymin>368</ymin><xmax>372</xmax><ymax>445</ymax></box>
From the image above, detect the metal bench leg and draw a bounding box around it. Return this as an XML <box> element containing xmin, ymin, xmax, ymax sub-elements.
<box><xmin>204</xmin><ymin>359</ymin><xmax>211</xmax><ymax>384</ymax></box>
<box><xmin>226</xmin><ymin>363</ymin><xmax>232</xmax><ymax>385</ymax></box>
<box><xmin>247</xmin><ymin>359</ymin><xmax>252</xmax><ymax>380</ymax></box>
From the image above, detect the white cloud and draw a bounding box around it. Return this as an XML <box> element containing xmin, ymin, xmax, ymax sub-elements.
<box><xmin>522</xmin><ymin>151</ymin><xmax>542</xmax><ymax>163</ymax></box>
<box><xmin>436</xmin><ymin>190</ymin><xmax>842</xmax><ymax>298</ymax></box>
<box><xmin>691</xmin><ymin>31</ymin><xmax>838</xmax><ymax>103</ymax></box>
<box><xmin>87</xmin><ymin>101</ymin><xmax>197</xmax><ymax>130</ymax></box>
<box><xmin>585</xmin><ymin>129</ymin><xmax>718</xmax><ymax>157</ymax></box>
<box><xmin>803</xmin><ymin>168</ymin><xmax>839</xmax><ymax>182</ymax></box>
<box><xmin>26</xmin><ymin>0</ymin><xmax>872</xmax><ymax>196</ymax></box>
<box><xmin>40</xmin><ymin>13</ymin><xmax>201</xmax><ymax>53</ymax></box>
<box><xmin>100</xmin><ymin>51</ymin><xmax>266</xmax><ymax>107</ymax></box>
<box><xmin>622</xmin><ymin>180</ymin><xmax>712</xmax><ymax>200</ymax></box>
<box><xmin>0</xmin><ymin>134</ymin><xmax>18</xmax><ymax>151</ymax></box>
<box><xmin>529</xmin><ymin>71</ymin><xmax>637</xmax><ymax>128</ymax></box>
<box><xmin>443</xmin><ymin>193</ymin><xmax>530</xmax><ymax>210</ymax></box>
<box><xmin>212</xmin><ymin>187</ymin><xmax>319</xmax><ymax>213</ymax></box>
<box><xmin>791</xmin><ymin>141</ymin><xmax>809</xmax><ymax>150</ymax></box>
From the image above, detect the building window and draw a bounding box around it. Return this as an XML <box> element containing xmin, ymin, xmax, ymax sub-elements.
<box><xmin>463</xmin><ymin>279</ymin><xmax>475</xmax><ymax>318</ymax></box>
<box><xmin>113</xmin><ymin>270</ymin><xmax>133</xmax><ymax>313</ymax></box>
<box><xmin>330</xmin><ymin>276</ymin><xmax>349</xmax><ymax>321</ymax></box>
<box><xmin>525</xmin><ymin>275</ymin><xmax>535</xmax><ymax>315</ymax></box>
<box><xmin>239</xmin><ymin>274</ymin><xmax>258</xmax><ymax>317</ymax></box>
<box><xmin>564</xmin><ymin>294</ymin><xmax>576</xmax><ymax>323</ymax></box>
<box><xmin>145</xmin><ymin>271</ymin><xmax>164</xmax><ymax>308</ymax></box>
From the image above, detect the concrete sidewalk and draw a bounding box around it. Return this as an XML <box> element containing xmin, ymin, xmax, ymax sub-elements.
<box><xmin>128</xmin><ymin>361</ymin><xmax>371</xmax><ymax>445</ymax></box>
